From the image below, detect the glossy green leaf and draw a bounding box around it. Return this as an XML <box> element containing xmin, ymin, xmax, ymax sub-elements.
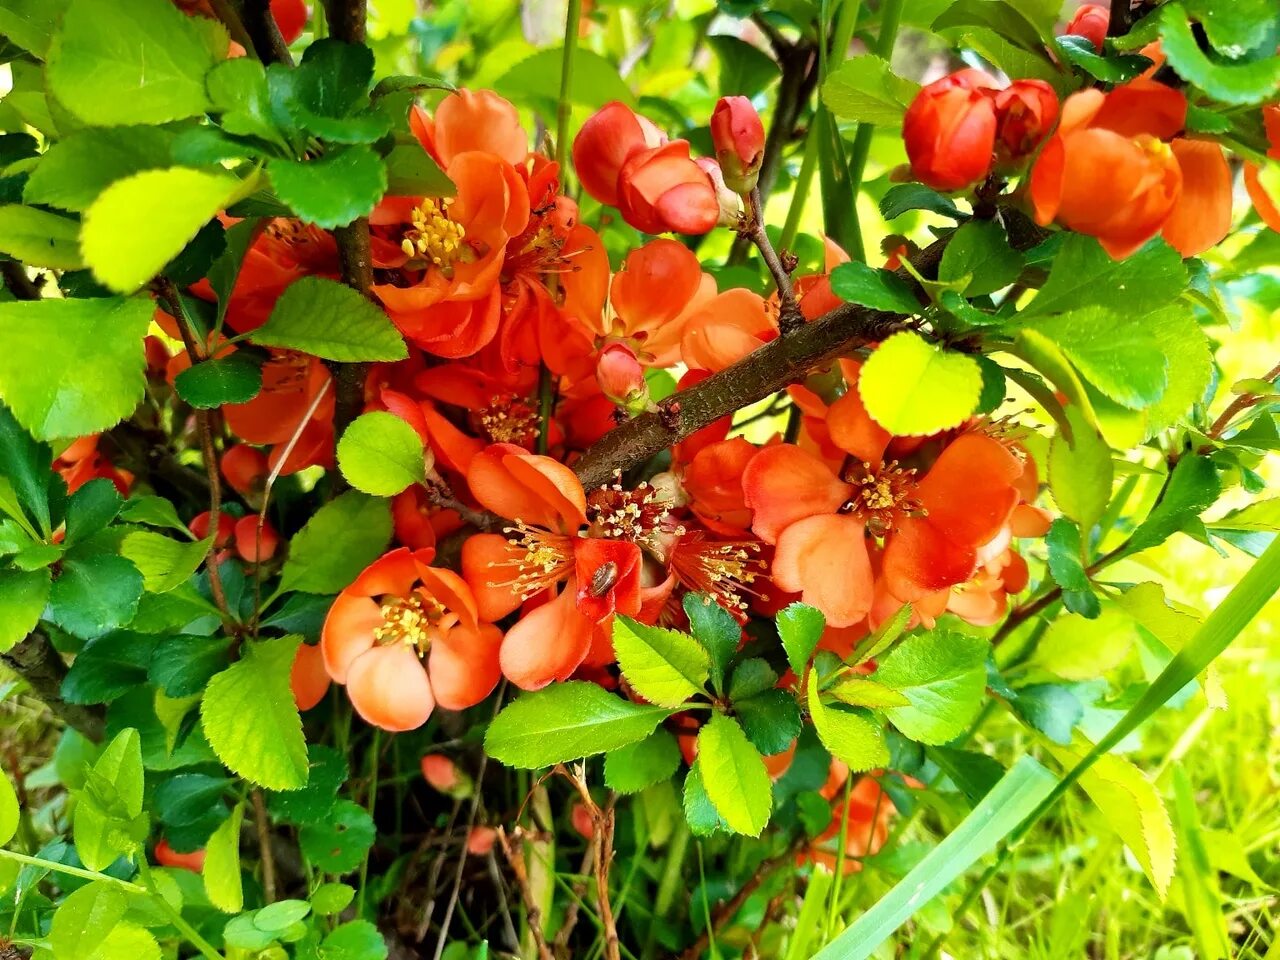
<box><xmin>267</xmin><ymin>146</ymin><xmax>387</xmax><ymax>229</ymax></box>
<box><xmin>829</xmin><ymin>261</ymin><xmax>921</xmax><ymax>314</ymax></box>
<box><xmin>735</xmin><ymin>689</ymin><xmax>802</xmax><ymax>756</ymax></box>
<box><xmin>604</xmin><ymin>730</ymin><xmax>682</xmax><ymax>795</ymax></box>
<box><xmin>613</xmin><ymin>616</ymin><xmax>710</xmax><ymax>707</ymax></box>
<box><xmin>875</xmin><ymin>631</ymin><xmax>988</xmax><ymax>744</ymax></box>
<box><xmin>821</xmin><ymin>55</ymin><xmax>919</xmax><ymax>126</ymax></box>
<box><xmin>298</xmin><ymin>799</ymin><xmax>376</xmax><ymax>874</ymax></box>
<box><xmin>173</xmin><ymin>355</ymin><xmax>262</xmax><ymax>409</ymax></box>
<box><xmin>1022</xmin><ymin>236</ymin><xmax>1186</xmax><ymax>319</ymax></box>
<box><xmin>1053</xmin><ymin>35</ymin><xmax>1153</xmax><ymax>82</ymax></box>
<box><xmin>1028</xmin><ymin>307</ymin><xmax>1169</xmax><ymax>410</ymax></box>
<box><xmin>336</xmin><ymin>411</ymin><xmax>427</xmax><ymax>497</ymax></box>
<box><xmin>279</xmin><ymin>491</ymin><xmax>392</xmax><ymax>594</ymax></box>
<box><xmin>0</xmin><ymin>567</ymin><xmax>51</xmax><ymax>652</ymax></box>
<box><xmin>938</xmin><ymin>220</ymin><xmax>1024</xmax><ymax>297</ymax></box>
<box><xmin>1160</xmin><ymin>3</ymin><xmax>1280</xmax><ymax>103</ymax></box>
<box><xmin>682</xmin><ymin>593</ymin><xmax>740</xmax><ymax>694</ymax></box>
<box><xmin>120</xmin><ymin>531</ymin><xmax>213</xmax><ymax>594</ymax></box>
<box><xmin>878</xmin><ymin>183</ymin><xmax>962</xmax><ymax>221</ymax></box>
<box><xmin>695</xmin><ymin>712</ymin><xmax>771</xmax><ymax>836</ymax></box>
<box><xmin>1044</xmin><ymin>517</ymin><xmax>1100</xmax><ymax>617</ymax></box>
<box><xmin>808</xmin><ymin>672</ymin><xmax>890</xmax><ymax>772</ymax></box>
<box><xmin>47</xmin><ymin>554</ymin><xmax>144</xmax><ymax>639</ymax></box>
<box><xmin>776</xmin><ymin>602</ymin><xmax>825</xmax><ymax>677</ymax></box>
<box><xmin>50</xmin><ymin>881</ymin><xmax>128</xmax><ymax>959</ymax></box>
<box><xmin>252</xmin><ymin>276</ymin><xmax>407</xmax><ymax>362</ymax></box>
<box><xmin>1128</xmin><ymin>455</ymin><xmax>1221</xmax><ymax>552</ymax></box>
<box><xmin>24</xmin><ymin>127</ymin><xmax>174</xmax><ymax>212</ymax></box>
<box><xmin>0</xmin><ymin>205</ymin><xmax>84</xmax><ymax>269</ymax></box>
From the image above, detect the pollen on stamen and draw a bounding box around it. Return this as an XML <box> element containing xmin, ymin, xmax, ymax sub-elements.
<box><xmin>485</xmin><ymin>520</ymin><xmax>575</xmax><ymax>600</ymax></box>
<box><xmin>402</xmin><ymin>197</ymin><xmax>467</xmax><ymax>274</ymax></box>
<box><xmin>372</xmin><ymin>593</ymin><xmax>445</xmax><ymax>657</ymax></box>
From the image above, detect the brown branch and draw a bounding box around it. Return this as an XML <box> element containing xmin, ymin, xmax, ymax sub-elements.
<box><xmin>323</xmin><ymin>0</ymin><xmax>367</xmax><ymax>43</ymax></box>
<box><xmin>1</xmin><ymin>633</ymin><xmax>105</xmax><ymax>741</ymax></box>
<box><xmin>556</xmin><ymin>765</ymin><xmax>619</xmax><ymax>960</ymax></box>
<box><xmin>1205</xmin><ymin>360</ymin><xmax>1280</xmax><ymax>441</ymax></box>
<box><xmin>207</xmin><ymin>0</ymin><xmax>258</xmax><ymax>58</ymax></box>
<box><xmin>497</xmin><ymin>826</ymin><xmax>555</xmax><ymax>960</ymax></box>
<box><xmin>1</xmin><ymin>261</ymin><xmax>42</xmax><ymax>301</ymax></box>
<box><xmin>240</xmin><ymin>0</ymin><xmax>294</xmax><ymax>65</ymax></box>
<box><xmin>745</xmin><ymin>187</ymin><xmax>803</xmax><ymax>333</ymax></box>
<box><xmin>252</xmin><ymin>789</ymin><xmax>278</xmax><ymax>902</ymax></box>
<box><xmin>1108</xmin><ymin>0</ymin><xmax>1132</xmax><ymax>36</ymax></box>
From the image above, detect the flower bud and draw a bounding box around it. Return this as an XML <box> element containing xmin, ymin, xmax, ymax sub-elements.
<box><xmin>993</xmin><ymin>79</ymin><xmax>1060</xmax><ymax>167</ymax></box>
<box><xmin>596</xmin><ymin>342</ymin><xmax>649</xmax><ymax>414</ymax></box>
<box><xmin>154</xmin><ymin>839</ymin><xmax>205</xmax><ymax>873</ymax></box>
<box><xmin>189</xmin><ymin>510</ymin><xmax>234</xmax><ymax>548</ymax></box>
<box><xmin>1063</xmin><ymin>3</ymin><xmax>1109</xmax><ymax>52</ymax></box>
<box><xmin>220</xmin><ymin>444</ymin><xmax>269</xmax><ymax>497</ymax></box>
<box><xmin>902</xmin><ymin>70</ymin><xmax>999</xmax><ymax>192</ymax></box>
<box><xmin>466</xmin><ymin>826</ymin><xmax>498</xmax><ymax>856</ymax></box>
<box><xmin>711</xmin><ymin>96</ymin><xmax>766</xmax><ymax>195</ymax></box>
<box><xmin>421</xmin><ymin>753</ymin><xmax>473</xmax><ymax>798</ymax></box>
<box><xmin>233</xmin><ymin>515</ymin><xmax>279</xmax><ymax>563</ymax></box>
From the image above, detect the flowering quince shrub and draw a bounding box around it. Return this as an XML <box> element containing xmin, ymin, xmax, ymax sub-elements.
<box><xmin>0</xmin><ymin>0</ymin><xmax>1278</xmax><ymax>957</ymax></box>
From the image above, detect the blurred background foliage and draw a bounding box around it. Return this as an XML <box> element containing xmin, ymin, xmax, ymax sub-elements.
<box><xmin>1</xmin><ymin>0</ymin><xmax>1277</xmax><ymax>956</ymax></box>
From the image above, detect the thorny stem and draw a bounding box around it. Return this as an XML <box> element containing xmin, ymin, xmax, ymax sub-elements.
<box><xmin>156</xmin><ymin>279</ymin><xmax>234</xmax><ymax>626</ymax></box>
<box><xmin>745</xmin><ymin>187</ymin><xmax>804</xmax><ymax>334</ymax></box>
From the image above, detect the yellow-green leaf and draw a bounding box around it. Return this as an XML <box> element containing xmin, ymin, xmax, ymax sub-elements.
<box><xmin>203</xmin><ymin>802</ymin><xmax>244</xmax><ymax>913</ymax></box>
<box><xmin>0</xmin><ymin>205</ymin><xmax>85</xmax><ymax>269</ymax></box>
<box><xmin>858</xmin><ymin>331</ymin><xmax>982</xmax><ymax>436</ymax></box>
<box><xmin>612</xmin><ymin>616</ymin><xmax>709</xmax><ymax>708</ymax></box>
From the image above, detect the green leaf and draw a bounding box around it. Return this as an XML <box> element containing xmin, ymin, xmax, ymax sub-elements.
<box><xmin>1182</xmin><ymin>0</ymin><xmax>1276</xmax><ymax>55</ymax></box>
<box><xmin>298</xmin><ymin>799</ymin><xmax>376</xmax><ymax>874</ymax></box>
<box><xmin>1022</xmin><ymin>236</ymin><xmax>1186</xmax><ymax>319</ymax></box>
<box><xmin>776</xmin><ymin>602</ymin><xmax>824</xmax><ymax>677</ymax></box>
<box><xmin>47</xmin><ymin>0</ymin><xmax>220</xmax><ymax>125</ymax></box>
<box><xmin>727</xmin><ymin>658</ymin><xmax>777</xmax><ymax>701</ymax></box>
<box><xmin>709</xmin><ymin>34</ymin><xmax>779</xmax><ymax>97</ymax></box>
<box><xmin>336</xmin><ymin>411</ymin><xmax>427</xmax><ymax>497</ymax></box>
<box><xmin>384</xmin><ymin>141</ymin><xmax>455</xmax><ymax>197</ymax></box>
<box><xmin>23</xmin><ymin>127</ymin><xmax>173</xmax><ymax>213</ymax></box>
<box><xmin>1031</xmin><ymin>604</ymin><xmax>1142</xmax><ymax>680</ymax></box>
<box><xmin>682</xmin><ymin>759</ymin><xmax>726</xmax><ymax>835</ymax></box>
<box><xmin>64</xmin><ymin>479</ymin><xmax>123</xmax><ymax>546</ymax></box>
<box><xmin>118</xmin><ymin>496</ymin><xmax>189</xmax><ymax>535</ymax></box>
<box><xmin>829</xmin><ymin>261</ymin><xmax>921</xmax><ymax>314</ymax></box>
<box><xmin>0</xmin><ymin>0</ymin><xmax>71</xmax><ymax>57</ymax></box>
<box><xmin>809</xmin><ymin>757</ymin><xmax>1059</xmax><ymax>960</ymax></box>
<box><xmin>484</xmin><ymin>681</ymin><xmax>674</xmax><ymax>768</ymax></box>
<box><xmin>149</xmin><ymin>634</ymin><xmax>232</xmax><ymax>698</ymax></box>
<box><xmin>206</xmin><ymin>58</ymin><xmax>285</xmax><ymax>148</ymax></box>
<box><xmin>0</xmin><ymin>205</ymin><xmax>84</xmax><ymax>269</ymax></box>
<box><xmin>200</xmin><ymin>636</ymin><xmax>309</xmax><ymax>790</ymax></box>
<box><xmin>0</xmin><ymin>768</ymin><xmax>18</xmax><ymax>846</ymax></box>
<box><xmin>1028</xmin><ymin>307</ymin><xmax>1169</xmax><ymax>410</ymax></box>
<box><xmin>938</xmin><ymin>220</ymin><xmax>1024</xmax><ymax>297</ymax></box>
<box><xmin>878</xmin><ymin>183</ymin><xmax>963</xmax><ymax>221</ymax></box>
<box><xmin>0</xmin><ymin>402</ymin><xmax>52</xmax><ymax>535</ymax></box>
<box><xmin>927</xmin><ymin>745</ymin><xmax>1006</xmax><ymax>806</ymax></box>
<box><xmin>47</xmin><ymin>554</ymin><xmax>143</xmax><ymax>639</ymax></box>
<box><xmin>1010</xmin><ymin>684</ymin><xmax>1083</xmax><ymax>745</ymax></box>
<box><xmin>0</xmin><ymin>567</ymin><xmax>51</xmax><ymax>652</ymax></box>
<box><xmin>120</xmin><ymin>531</ymin><xmax>213</xmax><ymax>594</ymax></box>
<box><xmin>0</xmin><ymin>296</ymin><xmax>151</xmax><ymax>439</ymax></box>
<box><xmin>267</xmin><ymin>744</ymin><xmax>348</xmax><ymax>825</ymax></box>
<box><xmin>821</xmin><ymin>55</ymin><xmax>919</xmax><ymax>126</ymax></box>
<box><xmin>254</xmin><ymin>899</ymin><xmax>310</xmax><ymax>932</ymax></box>
<box><xmin>311</xmin><ymin>882</ymin><xmax>356</xmax><ymax>915</ymax></box>
<box><xmin>735</xmin><ymin>689</ymin><xmax>802</xmax><ymax>756</ymax></box>
<box><xmin>62</xmin><ymin>631</ymin><xmax>156</xmax><ymax>704</ymax></box>
<box><xmin>1046</xmin><ymin>741</ymin><xmax>1176</xmax><ymax>895</ymax></box>
<box><xmin>321</xmin><ymin>919</ymin><xmax>389</xmax><ymax>960</ymax></box>
<box><xmin>808</xmin><ymin>672</ymin><xmax>890</xmax><ymax>772</ymax></box>
<box><xmin>50</xmin><ymin>881</ymin><xmax>127</xmax><ymax>959</ymax></box>
<box><xmin>280</xmin><ymin>39</ymin><xmax>390</xmax><ymax>144</ymax></box>
<box><xmin>74</xmin><ymin>728</ymin><xmax>146</xmax><ymax>870</ymax></box>
<box><xmin>682</xmin><ymin>593</ymin><xmax>740</xmax><ymax>695</ymax></box>
<box><xmin>494</xmin><ymin>47</ymin><xmax>636</xmax><ymax>109</ymax></box>
<box><xmin>252</xmin><ymin>275</ymin><xmax>407</xmax><ymax>362</ymax></box>
<box><xmin>1047</xmin><ymin>406</ymin><xmax>1112</xmax><ymax>533</ymax></box>
<box><xmin>203</xmin><ymin>802</ymin><xmax>243</xmax><ymax>913</ymax></box>
<box><xmin>1128</xmin><ymin>455</ymin><xmax>1221</xmax><ymax>552</ymax></box>
<box><xmin>604</xmin><ymin>729</ymin><xmax>682</xmax><ymax>795</ymax></box>
<box><xmin>828</xmin><ymin>677</ymin><xmax>911</xmax><ymax>709</ymax></box>
<box><xmin>1052</xmin><ymin>35</ymin><xmax>1154</xmax><ymax>82</ymax></box>
<box><xmin>612</xmin><ymin>616</ymin><xmax>710</xmax><ymax>708</ymax></box>
<box><xmin>1160</xmin><ymin>3</ymin><xmax>1280</xmax><ymax>104</ymax></box>
<box><xmin>94</xmin><ymin>923</ymin><xmax>162</xmax><ymax>960</ymax></box>
<box><xmin>173</xmin><ymin>355</ymin><xmax>263</xmax><ymax>409</ymax></box>
<box><xmin>267</xmin><ymin>146</ymin><xmax>387</xmax><ymax>229</ymax></box>
<box><xmin>933</xmin><ymin>0</ymin><xmax>1049</xmax><ymax>49</ymax></box>
<box><xmin>857</xmin><ymin>331</ymin><xmax>983</xmax><ymax>436</ymax></box>
<box><xmin>695</xmin><ymin>712</ymin><xmax>772</xmax><ymax>836</ymax></box>
<box><xmin>1045</xmin><ymin>517</ymin><xmax>1100</xmax><ymax>618</ymax></box>
<box><xmin>81</xmin><ymin>168</ymin><xmax>242</xmax><ymax>293</ymax></box>
<box><xmin>279</xmin><ymin>491</ymin><xmax>392</xmax><ymax>594</ymax></box>
<box><xmin>874</xmin><ymin>631</ymin><xmax>988</xmax><ymax>744</ymax></box>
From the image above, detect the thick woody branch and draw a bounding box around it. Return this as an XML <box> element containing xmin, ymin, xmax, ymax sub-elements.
<box><xmin>238</xmin><ymin>0</ymin><xmax>294</xmax><ymax>65</ymax></box>
<box><xmin>2</xmin><ymin>633</ymin><xmax>105</xmax><ymax>741</ymax></box>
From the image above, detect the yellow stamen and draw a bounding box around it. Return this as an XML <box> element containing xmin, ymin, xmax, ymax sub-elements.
<box><xmin>402</xmin><ymin>198</ymin><xmax>467</xmax><ymax>273</ymax></box>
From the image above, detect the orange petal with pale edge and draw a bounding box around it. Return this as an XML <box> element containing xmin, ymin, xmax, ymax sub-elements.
<box><xmin>321</xmin><ymin>594</ymin><xmax>384</xmax><ymax>684</ymax></box>
<box><xmin>742</xmin><ymin>445</ymin><xmax>852</xmax><ymax>544</ymax></box>
<box><xmin>1163</xmin><ymin>139</ymin><xmax>1232</xmax><ymax>257</ymax></box>
<box><xmin>345</xmin><ymin>644</ymin><xmax>435</xmax><ymax>732</ymax></box>
<box><xmin>429</xmin><ymin>623</ymin><xmax>504</xmax><ymax>710</ymax></box>
<box><xmin>499</xmin><ymin>583</ymin><xmax>594</xmax><ymax>690</ymax></box>
<box><xmin>772</xmin><ymin>514</ymin><xmax>874</xmax><ymax>628</ymax></box>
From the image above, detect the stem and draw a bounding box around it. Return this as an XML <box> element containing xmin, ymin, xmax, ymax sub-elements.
<box><xmin>0</xmin><ymin>633</ymin><xmax>105</xmax><ymax>741</ymax></box>
<box><xmin>1205</xmin><ymin>360</ymin><xmax>1280</xmax><ymax>440</ymax></box>
<box><xmin>138</xmin><ymin>859</ymin><xmax>227</xmax><ymax>960</ymax></box>
<box><xmin>676</xmin><ymin>843</ymin><xmax>802</xmax><ymax>960</ymax></box>
<box><xmin>240</xmin><ymin>0</ymin><xmax>294</xmax><ymax>65</ymax></box>
<box><xmin>556</xmin><ymin>0</ymin><xmax>584</xmax><ymax>173</ymax></box>
<box><xmin>252</xmin><ymin>790</ymin><xmax>277</xmax><ymax>903</ymax></box>
<box><xmin>536</xmin><ymin>363</ymin><xmax>555</xmax><ymax>456</ymax></box>
<box><xmin>0</xmin><ymin>848</ymin><xmax>144</xmax><ymax>891</ymax></box>
<box><xmin>356</xmin><ymin>728</ymin><xmax>381</xmax><ymax>917</ymax></box>
<box><xmin>746</xmin><ymin>187</ymin><xmax>803</xmax><ymax>333</ymax></box>
<box><xmin>1108</xmin><ymin>0</ymin><xmax>1131</xmax><ymax>36</ymax></box>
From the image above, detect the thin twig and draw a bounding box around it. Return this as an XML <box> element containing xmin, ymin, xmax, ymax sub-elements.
<box><xmin>744</xmin><ymin>186</ymin><xmax>803</xmax><ymax>333</ymax></box>
<box><xmin>556</xmin><ymin>764</ymin><xmax>620</xmax><ymax>960</ymax></box>
<box><xmin>676</xmin><ymin>842</ymin><xmax>803</xmax><ymax>960</ymax></box>
<box><xmin>251</xmin><ymin>789</ymin><xmax>277</xmax><ymax>902</ymax></box>
<box><xmin>242</xmin><ymin>0</ymin><xmax>295</xmax><ymax>64</ymax></box>
<box><xmin>1205</xmin><ymin>360</ymin><xmax>1280</xmax><ymax>441</ymax></box>
<box><xmin>552</xmin><ymin>840</ymin><xmax>597</xmax><ymax>957</ymax></box>
<box><xmin>497</xmin><ymin>826</ymin><xmax>555</xmax><ymax>960</ymax></box>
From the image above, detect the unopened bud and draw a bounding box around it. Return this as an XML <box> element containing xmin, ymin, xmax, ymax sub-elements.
<box><xmin>596</xmin><ymin>342</ymin><xmax>649</xmax><ymax>415</ymax></box>
<box><xmin>711</xmin><ymin>96</ymin><xmax>766</xmax><ymax>195</ymax></box>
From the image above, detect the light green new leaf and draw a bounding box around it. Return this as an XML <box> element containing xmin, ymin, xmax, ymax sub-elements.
<box><xmin>858</xmin><ymin>331</ymin><xmax>983</xmax><ymax>436</ymax></box>
<box><xmin>74</xmin><ymin>728</ymin><xmax>146</xmax><ymax>870</ymax></box>
<box><xmin>0</xmin><ymin>296</ymin><xmax>151</xmax><ymax>439</ymax></box>
<box><xmin>0</xmin><ymin>767</ymin><xmax>18</xmax><ymax>846</ymax></box>
<box><xmin>201</xmin><ymin>636</ymin><xmax>310</xmax><ymax>790</ymax></box>
<box><xmin>604</xmin><ymin>729</ymin><xmax>682</xmax><ymax>795</ymax></box>
<box><xmin>1031</xmin><ymin>604</ymin><xmax>1142</xmax><ymax>681</ymax></box>
<box><xmin>612</xmin><ymin>616</ymin><xmax>709</xmax><ymax>707</ymax></box>
<box><xmin>0</xmin><ymin>0</ymin><xmax>70</xmax><ymax>57</ymax></box>
<box><xmin>47</xmin><ymin>0</ymin><xmax>221</xmax><ymax>125</ymax></box>
<box><xmin>1022</xmin><ymin>235</ymin><xmax>1186</xmax><ymax>319</ymax></box>
<box><xmin>776</xmin><ymin>602</ymin><xmax>825</xmax><ymax>677</ymax></box>
<box><xmin>1047</xmin><ymin>740</ymin><xmax>1177</xmax><ymax>896</ymax></box>
<box><xmin>821</xmin><ymin>55</ymin><xmax>919</xmax><ymax>126</ymax></box>
<box><xmin>808</xmin><ymin>672</ymin><xmax>890</xmax><ymax>772</ymax></box>
<box><xmin>875</xmin><ymin>631</ymin><xmax>989</xmax><ymax>744</ymax></box>
<box><xmin>1115</xmin><ymin>582</ymin><xmax>1223</xmax><ymax>709</ymax></box>
<box><xmin>279</xmin><ymin>491</ymin><xmax>392</xmax><ymax>594</ymax></box>
<box><xmin>204</xmin><ymin>802</ymin><xmax>244</xmax><ymax>913</ymax></box>
<box><xmin>336</xmin><ymin>411</ymin><xmax>426</xmax><ymax>497</ymax></box>
<box><xmin>50</xmin><ymin>881</ymin><xmax>127</xmax><ymax>960</ymax></box>
<box><xmin>0</xmin><ymin>205</ymin><xmax>84</xmax><ymax>269</ymax></box>
<box><xmin>484</xmin><ymin>682</ymin><xmax>675</xmax><ymax>768</ymax></box>
<box><xmin>696</xmin><ymin>712</ymin><xmax>772</xmax><ymax>836</ymax></box>
<box><xmin>120</xmin><ymin>531</ymin><xmax>213</xmax><ymax>593</ymax></box>
<box><xmin>90</xmin><ymin>923</ymin><xmax>161</xmax><ymax>960</ymax></box>
<box><xmin>1030</xmin><ymin>307</ymin><xmax>1168</xmax><ymax>410</ymax></box>
<box><xmin>1048</xmin><ymin>405</ymin><xmax>1112</xmax><ymax>533</ymax></box>
<box><xmin>81</xmin><ymin>168</ymin><xmax>242</xmax><ymax>293</ymax></box>
<box><xmin>253</xmin><ymin>276</ymin><xmax>407</xmax><ymax>362</ymax></box>
<box><xmin>494</xmin><ymin>47</ymin><xmax>636</xmax><ymax>109</ymax></box>
<box><xmin>828</xmin><ymin>677</ymin><xmax>910</xmax><ymax>709</ymax></box>
<box><xmin>23</xmin><ymin>127</ymin><xmax>174</xmax><ymax>212</ymax></box>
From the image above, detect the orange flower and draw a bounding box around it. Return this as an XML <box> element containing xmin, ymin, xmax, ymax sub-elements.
<box><xmin>223</xmin><ymin>351</ymin><xmax>334</xmax><ymax>475</ymax></box>
<box><xmin>1030</xmin><ymin>80</ymin><xmax>1231</xmax><ymax>258</ymax></box>
<box><xmin>903</xmin><ymin>70</ymin><xmax>999</xmax><ymax>192</ymax></box>
<box><xmin>369</xmin><ymin>151</ymin><xmax>530</xmax><ymax>357</ymax></box>
<box><xmin>681</xmin><ymin>437</ymin><xmax>758</xmax><ymax>537</ymax></box>
<box><xmin>1243</xmin><ymin>104</ymin><xmax>1280</xmax><ymax>233</ymax></box>
<box><xmin>53</xmin><ymin>435</ymin><xmax>132</xmax><ymax>495</ymax></box>
<box><xmin>321</xmin><ymin>548</ymin><xmax>503</xmax><ymax>732</ymax></box>
<box><xmin>993</xmin><ymin>79</ymin><xmax>1059</xmax><ymax>167</ymax></box>
<box><xmin>742</xmin><ymin>378</ymin><xmax>1022</xmax><ymax>626</ymax></box>
<box><xmin>680</xmin><ymin>288</ymin><xmax>777</xmax><ymax>373</ymax></box>
<box><xmin>290</xmin><ymin>642</ymin><xmax>330</xmax><ymax>712</ymax></box>
<box><xmin>460</xmin><ymin>444</ymin><xmax>647</xmax><ymax>689</ymax></box>
<box><xmin>1063</xmin><ymin>3</ymin><xmax>1109</xmax><ymax>51</ymax></box>
<box><xmin>799</xmin><ymin>776</ymin><xmax>896</xmax><ymax>874</ymax></box>
<box><xmin>410</xmin><ymin>90</ymin><xmax>529</xmax><ymax>169</ymax></box>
